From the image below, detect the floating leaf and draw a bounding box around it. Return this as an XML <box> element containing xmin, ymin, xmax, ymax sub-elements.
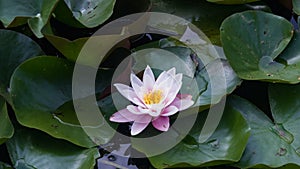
<box><xmin>0</xmin><ymin>97</ymin><xmax>14</xmax><ymax>145</ymax></box>
<box><xmin>0</xmin><ymin>30</ymin><xmax>43</xmax><ymax>102</ymax></box>
<box><xmin>231</xmin><ymin>91</ymin><xmax>300</xmax><ymax>168</ymax></box>
<box><xmin>146</xmin><ymin>96</ymin><xmax>250</xmax><ymax>168</ymax></box>
<box><xmin>220</xmin><ymin>10</ymin><xmax>300</xmax><ymax>83</ymax></box>
<box><xmin>0</xmin><ymin>0</ymin><xmax>59</xmax><ymax>37</ymax></box>
<box><xmin>6</xmin><ymin>128</ymin><xmax>99</xmax><ymax>169</ymax></box>
<box><xmin>277</xmin><ymin>31</ymin><xmax>300</xmax><ymax>65</ymax></box>
<box><xmin>54</xmin><ymin>0</ymin><xmax>116</xmax><ymax>28</ymax></box>
<box><xmin>10</xmin><ymin>56</ymin><xmax>114</xmax><ymax>148</ymax></box>
<box><xmin>151</xmin><ymin>0</ymin><xmax>270</xmax><ymax>45</ymax></box>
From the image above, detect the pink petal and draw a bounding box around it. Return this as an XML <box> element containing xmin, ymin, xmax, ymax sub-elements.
<box><xmin>114</xmin><ymin>83</ymin><xmax>144</xmax><ymax>107</ymax></box>
<box><xmin>171</xmin><ymin>95</ymin><xmax>194</xmax><ymax>111</ymax></box>
<box><xmin>131</xmin><ymin>121</ymin><xmax>150</xmax><ymax>135</ymax></box>
<box><xmin>161</xmin><ymin>105</ymin><xmax>179</xmax><ymax>116</ymax></box>
<box><xmin>143</xmin><ymin>66</ymin><xmax>155</xmax><ymax>90</ymax></box>
<box><xmin>152</xmin><ymin>116</ymin><xmax>170</xmax><ymax>131</ymax></box>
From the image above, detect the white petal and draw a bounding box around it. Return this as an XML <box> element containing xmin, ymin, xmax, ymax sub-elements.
<box><xmin>161</xmin><ymin>105</ymin><xmax>179</xmax><ymax>116</ymax></box>
<box><xmin>127</xmin><ymin>105</ymin><xmax>147</xmax><ymax>115</ymax></box>
<box><xmin>167</xmin><ymin>67</ymin><xmax>176</xmax><ymax>76</ymax></box>
<box><xmin>143</xmin><ymin>66</ymin><xmax>155</xmax><ymax>90</ymax></box>
<box><xmin>110</xmin><ymin>109</ymin><xmax>137</xmax><ymax>122</ymax></box>
<box><xmin>131</xmin><ymin>121</ymin><xmax>150</xmax><ymax>135</ymax></box>
<box><xmin>171</xmin><ymin>95</ymin><xmax>194</xmax><ymax>111</ymax></box>
<box><xmin>114</xmin><ymin>83</ymin><xmax>144</xmax><ymax>107</ymax></box>
<box><xmin>148</xmin><ymin>104</ymin><xmax>164</xmax><ymax>117</ymax></box>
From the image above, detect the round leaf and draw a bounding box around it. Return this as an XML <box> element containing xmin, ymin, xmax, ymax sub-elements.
<box><xmin>147</xmin><ymin>97</ymin><xmax>250</xmax><ymax>168</ymax></box>
<box><xmin>0</xmin><ymin>30</ymin><xmax>44</xmax><ymax>102</ymax></box>
<box><xmin>6</xmin><ymin>128</ymin><xmax>99</xmax><ymax>169</ymax></box>
<box><xmin>10</xmin><ymin>56</ymin><xmax>96</xmax><ymax>148</ymax></box>
<box><xmin>220</xmin><ymin>11</ymin><xmax>298</xmax><ymax>83</ymax></box>
<box><xmin>231</xmin><ymin>94</ymin><xmax>300</xmax><ymax>168</ymax></box>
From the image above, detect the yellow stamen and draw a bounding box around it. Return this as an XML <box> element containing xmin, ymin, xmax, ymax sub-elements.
<box><xmin>143</xmin><ymin>90</ymin><xmax>163</xmax><ymax>105</ymax></box>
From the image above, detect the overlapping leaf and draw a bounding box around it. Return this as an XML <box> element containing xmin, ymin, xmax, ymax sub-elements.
<box><xmin>0</xmin><ymin>0</ymin><xmax>59</xmax><ymax>37</ymax></box>
<box><xmin>145</xmin><ymin>97</ymin><xmax>250</xmax><ymax>168</ymax></box>
<box><xmin>231</xmin><ymin>90</ymin><xmax>300</xmax><ymax>168</ymax></box>
<box><xmin>6</xmin><ymin>128</ymin><xmax>99</xmax><ymax>169</ymax></box>
<box><xmin>0</xmin><ymin>30</ymin><xmax>43</xmax><ymax>102</ymax></box>
<box><xmin>10</xmin><ymin>56</ymin><xmax>115</xmax><ymax>148</ymax></box>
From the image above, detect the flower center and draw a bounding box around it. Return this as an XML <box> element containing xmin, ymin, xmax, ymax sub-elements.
<box><xmin>143</xmin><ymin>90</ymin><xmax>163</xmax><ymax>105</ymax></box>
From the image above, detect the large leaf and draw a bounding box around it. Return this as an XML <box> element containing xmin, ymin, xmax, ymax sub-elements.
<box><xmin>231</xmin><ymin>92</ymin><xmax>300</xmax><ymax>168</ymax></box>
<box><xmin>6</xmin><ymin>128</ymin><xmax>99</xmax><ymax>169</ymax></box>
<box><xmin>146</xmin><ymin>96</ymin><xmax>250</xmax><ymax>168</ymax></box>
<box><xmin>0</xmin><ymin>0</ymin><xmax>59</xmax><ymax>37</ymax></box>
<box><xmin>151</xmin><ymin>0</ymin><xmax>270</xmax><ymax>45</ymax></box>
<box><xmin>10</xmin><ymin>56</ymin><xmax>114</xmax><ymax>148</ymax></box>
<box><xmin>220</xmin><ymin>10</ymin><xmax>300</xmax><ymax>84</ymax></box>
<box><xmin>54</xmin><ymin>0</ymin><xmax>116</xmax><ymax>28</ymax></box>
<box><xmin>0</xmin><ymin>30</ymin><xmax>44</xmax><ymax>102</ymax></box>
<box><xmin>0</xmin><ymin>97</ymin><xmax>14</xmax><ymax>145</ymax></box>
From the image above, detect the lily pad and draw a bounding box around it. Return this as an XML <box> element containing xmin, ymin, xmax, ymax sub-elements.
<box><xmin>151</xmin><ymin>0</ymin><xmax>270</xmax><ymax>45</ymax></box>
<box><xmin>0</xmin><ymin>0</ymin><xmax>59</xmax><ymax>37</ymax></box>
<box><xmin>6</xmin><ymin>128</ymin><xmax>99</xmax><ymax>169</ymax></box>
<box><xmin>147</xmin><ymin>96</ymin><xmax>250</xmax><ymax>168</ymax></box>
<box><xmin>230</xmin><ymin>91</ymin><xmax>300</xmax><ymax>168</ymax></box>
<box><xmin>10</xmin><ymin>56</ymin><xmax>113</xmax><ymax>148</ymax></box>
<box><xmin>220</xmin><ymin>10</ymin><xmax>300</xmax><ymax>84</ymax></box>
<box><xmin>0</xmin><ymin>97</ymin><xmax>14</xmax><ymax>145</ymax></box>
<box><xmin>0</xmin><ymin>30</ymin><xmax>44</xmax><ymax>102</ymax></box>
<box><xmin>54</xmin><ymin>0</ymin><xmax>116</xmax><ymax>28</ymax></box>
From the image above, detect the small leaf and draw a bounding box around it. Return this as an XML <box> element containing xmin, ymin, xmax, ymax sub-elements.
<box><xmin>6</xmin><ymin>128</ymin><xmax>99</xmax><ymax>169</ymax></box>
<box><xmin>293</xmin><ymin>0</ymin><xmax>300</xmax><ymax>15</ymax></box>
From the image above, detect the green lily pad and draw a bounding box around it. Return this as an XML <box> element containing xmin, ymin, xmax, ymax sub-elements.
<box><xmin>0</xmin><ymin>0</ymin><xmax>59</xmax><ymax>38</ymax></box>
<box><xmin>277</xmin><ymin>31</ymin><xmax>300</xmax><ymax>65</ymax></box>
<box><xmin>146</xmin><ymin>96</ymin><xmax>250</xmax><ymax>168</ymax></box>
<box><xmin>6</xmin><ymin>128</ymin><xmax>99</xmax><ymax>169</ymax></box>
<box><xmin>0</xmin><ymin>97</ymin><xmax>14</xmax><ymax>145</ymax></box>
<box><xmin>293</xmin><ymin>0</ymin><xmax>300</xmax><ymax>15</ymax></box>
<box><xmin>151</xmin><ymin>0</ymin><xmax>270</xmax><ymax>45</ymax></box>
<box><xmin>220</xmin><ymin>10</ymin><xmax>300</xmax><ymax>84</ymax></box>
<box><xmin>0</xmin><ymin>30</ymin><xmax>44</xmax><ymax>102</ymax></box>
<box><xmin>54</xmin><ymin>0</ymin><xmax>116</xmax><ymax>28</ymax></box>
<box><xmin>231</xmin><ymin>91</ymin><xmax>300</xmax><ymax>168</ymax></box>
<box><xmin>10</xmin><ymin>56</ymin><xmax>114</xmax><ymax>148</ymax></box>
<box><xmin>206</xmin><ymin>0</ymin><xmax>259</xmax><ymax>5</ymax></box>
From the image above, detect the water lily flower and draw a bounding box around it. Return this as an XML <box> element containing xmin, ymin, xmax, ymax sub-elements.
<box><xmin>110</xmin><ymin>66</ymin><xmax>194</xmax><ymax>135</ymax></box>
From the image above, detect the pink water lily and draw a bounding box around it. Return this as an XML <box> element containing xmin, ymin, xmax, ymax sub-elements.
<box><xmin>110</xmin><ymin>66</ymin><xmax>194</xmax><ymax>135</ymax></box>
